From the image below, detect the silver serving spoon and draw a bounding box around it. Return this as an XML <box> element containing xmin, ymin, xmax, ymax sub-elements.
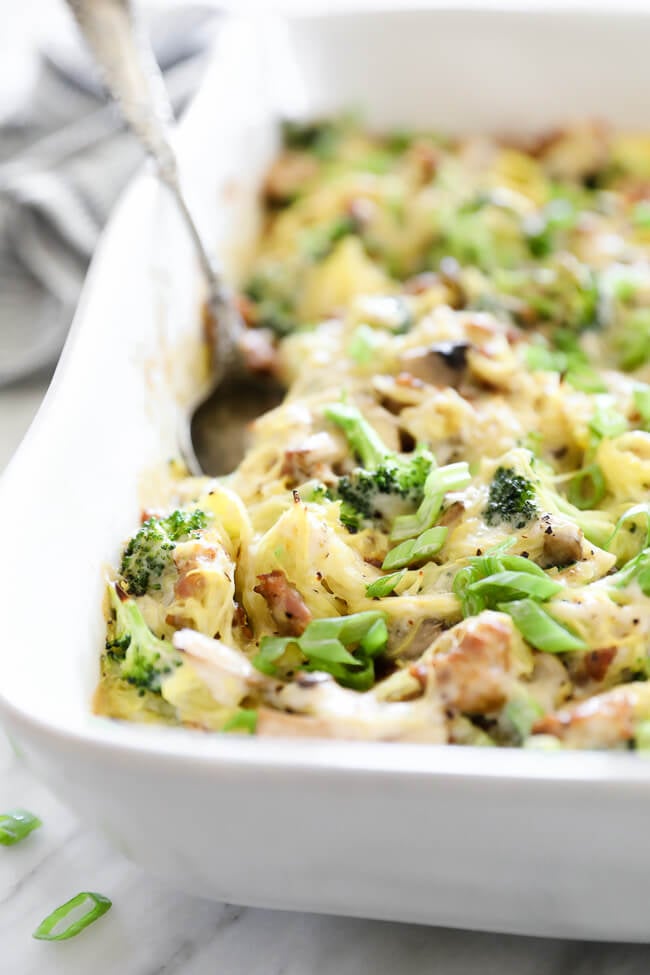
<box><xmin>66</xmin><ymin>0</ymin><xmax>283</xmax><ymax>476</ymax></box>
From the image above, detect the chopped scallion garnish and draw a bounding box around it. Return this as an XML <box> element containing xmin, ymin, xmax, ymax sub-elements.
<box><xmin>382</xmin><ymin>526</ymin><xmax>448</xmax><ymax>570</ymax></box>
<box><xmin>253</xmin><ymin>610</ymin><xmax>389</xmax><ymax>691</ymax></box>
<box><xmin>468</xmin><ymin>569</ymin><xmax>562</xmax><ymax>603</ymax></box>
<box><xmin>588</xmin><ymin>405</ymin><xmax>628</xmax><ymax>441</ymax></box>
<box><xmin>498</xmin><ymin>598</ymin><xmax>588</xmax><ymax>653</ymax></box>
<box><xmin>33</xmin><ymin>892</ymin><xmax>111</xmax><ymax>942</ymax></box>
<box><xmin>222</xmin><ymin>709</ymin><xmax>258</xmax><ymax>734</ymax></box>
<box><xmin>607</xmin><ymin>504</ymin><xmax>650</xmax><ymax>565</ymax></box>
<box><xmin>567</xmin><ymin>463</ymin><xmax>606</xmax><ymax>510</ymax></box>
<box><xmin>504</xmin><ymin>696</ymin><xmax>544</xmax><ymax>741</ymax></box>
<box><xmin>366</xmin><ymin>569</ymin><xmax>407</xmax><ymax>598</ymax></box>
<box><xmin>633</xmin><ymin>386</ymin><xmax>650</xmax><ymax>431</ymax></box>
<box><xmin>390</xmin><ymin>461</ymin><xmax>470</xmax><ymax>541</ymax></box>
<box><xmin>0</xmin><ymin>809</ymin><xmax>41</xmax><ymax>846</ymax></box>
<box><xmin>347</xmin><ymin>324</ymin><xmax>384</xmax><ymax>364</ymax></box>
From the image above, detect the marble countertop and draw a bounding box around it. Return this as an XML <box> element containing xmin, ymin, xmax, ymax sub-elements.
<box><xmin>2</xmin><ymin>380</ymin><xmax>650</xmax><ymax>973</ymax></box>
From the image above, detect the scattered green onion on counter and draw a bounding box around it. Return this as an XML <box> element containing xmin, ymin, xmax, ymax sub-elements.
<box><xmin>33</xmin><ymin>892</ymin><xmax>112</xmax><ymax>942</ymax></box>
<box><xmin>0</xmin><ymin>809</ymin><xmax>41</xmax><ymax>846</ymax></box>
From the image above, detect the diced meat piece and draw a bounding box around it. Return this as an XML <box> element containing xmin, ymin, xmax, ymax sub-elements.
<box><xmin>533</xmin><ymin>688</ymin><xmax>635</xmax><ymax>749</ymax></box>
<box><xmin>346</xmin><ymin>196</ymin><xmax>376</xmax><ymax>228</ymax></box>
<box><xmin>235</xmin><ymin>292</ymin><xmax>258</xmax><ymax>327</ymax></box>
<box><xmin>174</xmin><ymin>546</ymin><xmax>219</xmax><ymax>599</ymax></box>
<box><xmin>254</xmin><ymin>570</ymin><xmax>312</xmax><ymax>636</ymax></box>
<box><xmin>233</xmin><ymin>601</ymin><xmax>253</xmax><ymax>641</ymax></box>
<box><xmin>406</xmin><ymin>139</ymin><xmax>441</xmax><ymax>183</ymax></box>
<box><xmin>424</xmin><ymin>612</ymin><xmax>516</xmax><ymax>714</ymax></box>
<box><xmin>579</xmin><ymin>647</ymin><xmax>618</xmax><ymax>684</ymax></box>
<box><xmin>238</xmin><ymin>328</ymin><xmax>280</xmax><ymax>375</ymax></box>
<box><xmin>534</xmin><ymin>122</ymin><xmax>610</xmax><ymax>183</ymax></box>
<box><xmin>280</xmin><ymin>431</ymin><xmax>342</xmax><ymax>484</ymax></box>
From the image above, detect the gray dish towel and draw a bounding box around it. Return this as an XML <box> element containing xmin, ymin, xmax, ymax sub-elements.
<box><xmin>0</xmin><ymin>3</ymin><xmax>219</xmax><ymax>387</ymax></box>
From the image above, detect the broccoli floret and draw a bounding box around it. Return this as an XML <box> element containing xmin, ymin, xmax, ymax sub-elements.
<box><xmin>244</xmin><ymin>265</ymin><xmax>298</xmax><ymax>337</ymax></box>
<box><xmin>107</xmin><ymin>584</ymin><xmax>179</xmax><ymax>692</ymax></box>
<box><xmin>281</xmin><ymin>118</ymin><xmax>341</xmax><ymax>159</ymax></box>
<box><xmin>324</xmin><ymin>403</ymin><xmax>388</xmax><ymax>469</ymax></box>
<box><xmin>323</xmin><ymin>402</ymin><xmax>435</xmax><ymax>531</ymax></box>
<box><xmin>493</xmin><ymin>256</ymin><xmax>598</xmax><ymax>331</ymax></box>
<box><xmin>120</xmin><ymin>508</ymin><xmax>208</xmax><ymax>597</ymax></box>
<box><xmin>332</xmin><ymin>451</ymin><xmax>434</xmax><ymax>532</ymax></box>
<box><xmin>485</xmin><ymin>467</ymin><xmax>538</xmax><ymax>529</ymax></box>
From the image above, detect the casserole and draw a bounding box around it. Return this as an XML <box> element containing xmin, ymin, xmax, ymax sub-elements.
<box><xmin>3</xmin><ymin>5</ymin><xmax>650</xmax><ymax>939</ymax></box>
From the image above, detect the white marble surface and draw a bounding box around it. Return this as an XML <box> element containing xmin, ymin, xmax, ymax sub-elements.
<box><xmin>1</xmin><ymin>379</ymin><xmax>650</xmax><ymax>975</ymax></box>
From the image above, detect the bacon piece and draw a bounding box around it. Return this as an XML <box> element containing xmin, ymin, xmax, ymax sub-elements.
<box><xmin>254</xmin><ymin>570</ymin><xmax>312</xmax><ymax>636</ymax></box>
<box><xmin>580</xmin><ymin>647</ymin><xmax>617</xmax><ymax>685</ymax></box>
<box><xmin>233</xmin><ymin>601</ymin><xmax>253</xmax><ymax>641</ymax></box>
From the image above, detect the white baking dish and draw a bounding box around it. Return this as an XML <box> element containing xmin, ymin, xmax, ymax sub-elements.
<box><xmin>3</xmin><ymin>5</ymin><xmax>650</xmax><ymax>941</ymax></box>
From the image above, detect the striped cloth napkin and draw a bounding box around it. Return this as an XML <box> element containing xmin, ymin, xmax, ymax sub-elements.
<box><xmin>0</xmin><ymin>3</ymin><xmax>218</xmax><ymax>387</ymax></box>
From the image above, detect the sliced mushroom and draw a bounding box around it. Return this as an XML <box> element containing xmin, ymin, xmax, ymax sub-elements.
<box><xmin>398</xmin><ymin>341</ymin><xmax>470</xmax><ymax>388</ymax></box>
<box><xmin>540</xmin><ymin>519</ymin><xmax>584</xmax><ymax>569</ymax></box>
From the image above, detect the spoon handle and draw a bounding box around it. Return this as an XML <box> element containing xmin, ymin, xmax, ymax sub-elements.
<box><xmin>66</xmin><ymin>0</ymin><xmax>224</xmax><ymax>296</ymax></box>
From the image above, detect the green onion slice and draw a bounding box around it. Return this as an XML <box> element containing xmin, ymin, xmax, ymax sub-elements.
<box><xmin>0</xmin><ymin>809</ymin><xmax>41</xmax><ymax>846</ymax></box>
<box><xmin>365</xmin><ymin>569</ymin><xmax>407</xmax><ymax>598</ymax></box>
<box><xmin>468</xmin><ymin>570</ymin><xmax>562</xmax><ymax>603</ymax></box>
<box><xmin>589</xmin><ymin>406</ymin><xmax>628</xmax><ymax>441</ymax></box>
<box><xmin>499</xmin><ymin>599</ymin><xmax>588</xmax><ymax>653</ymax></box>
<box><xmin>222</xmin><ymin>709</ymin><xmax>258</xmax><ymax>734</ymax></box>
<box><xmin>633</xmin><ymin>386</ymin><xmax>650</xmax><ymax>431</ymax></box>
<box><xmin>567</xmin><ymin>463</ymin><xmax>606</xmax><ymax>510</ymax></box>
<box><xmin>453</xmin><ymin>563</ymin><xmax>487</xmax><ymax>618</ymax></box>
<box><xmin>253</xmin><ymin>636</ymin><xmax>292</xmax><ymax>675</ymax></box>
<box><xmin>634</xmin><ymin>720</ymin><xmax>650</xmax><ymax>753</ymax></box>
<box><xmin>252</xmin><ymin>610</ymin><xmax>389</xmax><ymax>690</ymax></box>
<box><xmin>347</xmin><ymin>324</ymin><xmax>384</xmax><ymax>364</ymax></box>
<box><xmin>504</xmin><ymin>696</ymin><xmax>544</xmax><ymax>741</ymax></box>
<box><xmin>612</xmin><ymin>547</ymin><xmax>650</xmax><ymax>596</ymax></box>
<box><xmin>33</xmin><ymin>892</ymin><xmax>112</xmax><ymax>942</ymax></box>
<box><xmin>390</xmin><ymin>462</ymin><xmax>470</xmax><ymax>542</ymax></box>
<box><xmin>498</xmin><ymin>554</ymin><xmax>554</xmax><ymax>578</ymax></box>
<box><xmin>382</xmin><ymin>526</ymin><xmax>448</xmax><ymax>570</ymax></box>
<box><xmin>565</xmin><ymin>366</ymin><xmax>607</xmax><ymax>393</ymax></box>
<box><xmin>607</xmin><ymin>504</ymin><xmax>650</xmax><ymax>565</ymax></box>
